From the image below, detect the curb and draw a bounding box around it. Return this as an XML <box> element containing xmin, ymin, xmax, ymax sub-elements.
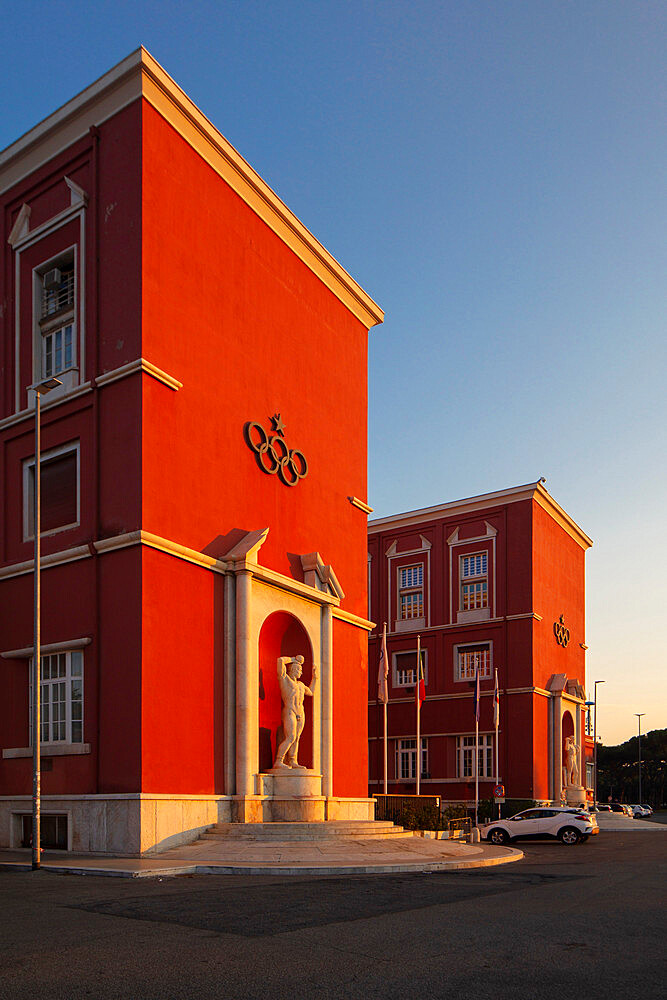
<box><xmin>0</xmin><ymin>847</ymin><xmax>523</xmax><ymax>879</ymax></box>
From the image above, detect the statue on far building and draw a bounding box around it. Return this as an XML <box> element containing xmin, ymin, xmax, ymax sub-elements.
<box><xmin>565</xmin><ymin>735</ymin><xmax>579</xmax><ymax>786</ymax></box>
<box><xmin>273</xmin><ymin>655</ymin><xmax>317</xmax><ymax>770</ymax></box>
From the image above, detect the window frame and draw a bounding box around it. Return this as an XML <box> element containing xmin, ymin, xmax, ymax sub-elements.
<box><xmin>392</xmin><ymin>649</ymin><xmax>429</xmax><ymax>689</ymax></box>
<box><xmin>397</xmin><ymin>562</ymin><xmax>424</xmax><ymax>622</ymax></box>
<box><xmin>32</xmin><ymin>245</ymin><xmax>80</xmax><ymax>395</ymax></box>
<box><xmin>456</xmin><ymin>734</ymin><xmax>493</xmax><ymax>779</ymax></box>
<box><xmin>29</xmin><ymin>649</ymin><xmax>84</xmax><ymax>747</ymax></box>
<box><xmin>395</xmin><ymin>737</ymin><xmax>428</xmax><ymax>780</ymax></box>
<box><xmin>460</xmin><ymin>551</ymin><xmax>488</xmax><ymax>612</ymax></box>
<box><xmin>22</xmin><ymin>440</ymin><xmax>80</xmax><ymax>542</ymax></box>
<box><xmin>454</xmin><ymin>641</ymin><xmax>493</xmax><ymax>683</ymax></box>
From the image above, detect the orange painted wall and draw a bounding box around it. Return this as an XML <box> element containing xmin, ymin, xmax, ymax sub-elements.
<box><xmin>139</xmin><ymin>101</ymin><xmax>369</xmax><ymax>615</ymax></box>
<box><xmin>332</xmin><ymin>618</ymin><xmax>368</xmax><ymax>796</ymax></box>
<box><xmin>532</xmin><ymin>502</ymin><xmax>587</xmax><ymax>691</ymax></box>
<box><xmin>140</xmin><ymin>548</ymin><xmax>223</xmax><ymax>793</ymax></box>
<box><xmin>138</xmin><ymin>101</ymin><xmax>372</xmax><ymax>798</ymax></box>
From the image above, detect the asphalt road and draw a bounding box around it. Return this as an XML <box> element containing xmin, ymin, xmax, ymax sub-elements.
<box><xmin>1</xmin><ymin>833</ymin><xmax>665</xmax><ymax>1000</ymax></box>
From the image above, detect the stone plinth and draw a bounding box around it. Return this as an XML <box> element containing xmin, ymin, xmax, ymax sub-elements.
<box><xmin>565</xmin><ymin>784</ymin><xmax>586</xmax><ymax>806</ymax></box>
<box><xmin>259</xmin><ymin>769</ymin><xmax>323</xmax><ymax>799</ymax></box>
<box><xmin>252</xmin><ymin>770</ymin><xmax>325</xmax><ymax>821</ymax></box>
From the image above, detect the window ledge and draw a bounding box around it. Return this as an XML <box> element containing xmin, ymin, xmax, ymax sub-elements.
<box><xmin>394</xmin><ymin>617</ymin><xmax>425</xmax><ymax>633</ymax></box>
<box><xmin>3</xmin><ymin>743</ymin><xmax>90</xmax><ymax>759</ymax></box>
<box><xmin>457</xmin><ymin>609</ymin><xmax>491</xmax><ymax>624</ymax></box>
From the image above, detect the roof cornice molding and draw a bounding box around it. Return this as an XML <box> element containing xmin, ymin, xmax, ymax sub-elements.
<box><xmin>1</xmin><ymin>47</ymin><xmax>383</xmax><ymax>331</ymax></box>
<box><xmin>368</xmin><ymin>481</ymin><xmax>592</xmax><ymax>551</ymax></box>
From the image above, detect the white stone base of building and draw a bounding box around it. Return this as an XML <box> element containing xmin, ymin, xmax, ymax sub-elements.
<box><xmin>0</xmin><ymin>793</ymin><xmax>376</xmax><ymax>855</ymax></box>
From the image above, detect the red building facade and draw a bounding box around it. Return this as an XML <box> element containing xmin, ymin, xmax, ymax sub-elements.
<box><xmin>368</xmin><ymin>483</ymin><xmax>594</xmax><ymax>808</ymax></box>
<box><xmin>0</xmin><ymin>49</ymin><xmax>382</xmax><ymax>854</ymax></box>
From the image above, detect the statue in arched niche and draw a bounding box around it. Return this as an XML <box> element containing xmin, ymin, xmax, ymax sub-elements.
<box><xmin>273</xmin><ymin>655</ymin><xmax>318</xmax><ymax>770</ymax></box>
<box><xmin>565</xmin><ymin>735</ymin><xmax>579</xmax><ymax>786</ymax></box>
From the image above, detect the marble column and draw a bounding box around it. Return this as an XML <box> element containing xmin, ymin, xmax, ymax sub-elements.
<box><xmin>553</xmin><ymin>693</ymin><xmax>563</xmax><ymax>804</ymax></box>
<box><xmin>235</xmin><ymin>569</ymin><xmax>255</xmax><ymax>797</ymax></box>
<box><xmin>321</xmin><ymin>604</ymin><xmax>333</xmax><ymax>798</ymax></box>
<box><xmin>224</xmin><ymin>572</ymin><xmax>236</xmax><ymax>795</ymax></box>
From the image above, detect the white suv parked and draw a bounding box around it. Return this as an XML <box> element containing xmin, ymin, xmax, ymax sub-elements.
<box><xmin>485</xmin><ymin>807</ymin><xmax>599</xmax><ymax>846</ymax></box>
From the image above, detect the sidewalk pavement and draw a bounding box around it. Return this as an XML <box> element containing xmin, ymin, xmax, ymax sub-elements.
<box><xmin>0</xmin><ymin>833</ymin><xmax>522</xmax><ymax>879</ymax></box>
<box><xmin>2</xmin><ymin>812</ymin><xmax>661</xmax><ymax>880</ymax></box>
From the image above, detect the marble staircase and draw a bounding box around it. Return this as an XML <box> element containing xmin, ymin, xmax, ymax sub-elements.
<box><xmin>200</xmin><ymin>821</ymin><xmax>413</xmax><ymax>841</ymax></box>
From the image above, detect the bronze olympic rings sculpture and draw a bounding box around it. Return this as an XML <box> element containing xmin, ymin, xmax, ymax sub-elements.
<box><xmin>553</xmin><ymin>616</ymin><xmax>570</xmax><ymax>647</ymax></box>
<box><xmin>243</xmin><ymin>420</ymin><xmax>308</xmax><ymax>487</ymax></box>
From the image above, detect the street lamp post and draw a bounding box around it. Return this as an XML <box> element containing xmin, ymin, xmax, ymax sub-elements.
<box><xmin>635</xmin><ymin>713</ymin><xmax>645</xmax><ymax>805</ymax></box>
<box><xmin>30</xmin><ymin>377</ymin><xmax>61</xmax><ymax>870</ymax></box>
<box><xmin>593</xmin><ymin>680</ymin><xmax>605</xmax><ymax>810</ymax></box>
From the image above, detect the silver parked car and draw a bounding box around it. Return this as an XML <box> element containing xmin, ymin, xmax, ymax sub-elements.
<box><xmin>485</xmin><ymin>806</ymin><xmax>599</xmax><ymax>846</ymax></box>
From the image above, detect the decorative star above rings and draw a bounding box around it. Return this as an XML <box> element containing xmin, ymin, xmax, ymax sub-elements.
<box><xmin>553</xmin><ymin>614</ymin><xmax>570</xmax><ymax>647</ymax></box>
<box><xmin>270</xmin><ymin>412</ymin><xmax>286</xmax><ymax>436</ymax></box>
<box><xmin>243</xmin><ymin>416</ymin><xmax>308</xmax><ymax>487</ymax></box>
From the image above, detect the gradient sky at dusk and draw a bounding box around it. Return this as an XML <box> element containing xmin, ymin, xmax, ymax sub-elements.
<box><xmin>2</xmin><ymin>1</ymin><xmax>664</xmax><ymax>745</ymax></box>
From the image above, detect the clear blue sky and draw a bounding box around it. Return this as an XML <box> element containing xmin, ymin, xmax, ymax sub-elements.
<box><xmin>2</xmin><ymin>1</ymin><xmax>664</xmax><ymax>745</ymax></box>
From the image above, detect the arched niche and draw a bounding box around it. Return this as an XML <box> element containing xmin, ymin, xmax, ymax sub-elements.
<box><xmin>561</xmin><ymin>709</ymin><xmax>575</xmax><ymax>783</ymax></box>
<box><xmin>258</xmin><ymin>611</ymin><xmax>314</xmax><ymax>773</ymax></box>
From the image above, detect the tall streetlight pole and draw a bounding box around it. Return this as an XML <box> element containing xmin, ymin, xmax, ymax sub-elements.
<box><xmin>635</xmin><ymin>713</ymin><xmax>645</xmax><ymax>805</ymax></box>
<box><xmin>30</xmin><ymin>377</ymin><xmax>61</xmax><ymax>870</ymax></box>
<box><xmin>593</xmin><ymin>680</ymin><xmax>605</xmax><ymax>810</ymax></box>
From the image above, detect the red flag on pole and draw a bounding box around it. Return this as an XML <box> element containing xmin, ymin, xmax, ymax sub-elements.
<box><xmin>415</xmin><ymin>640</ymin><xmax>426</xmax><ymax>708</ymax></box>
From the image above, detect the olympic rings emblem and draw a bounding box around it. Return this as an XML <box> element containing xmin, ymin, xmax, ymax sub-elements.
<box><xmin>553</xmin><ymin>615</ymin><xmax>570</xmax><ymax>647</ymax></box>
<box><xmin>243</xmin><ymin>420</ymin><xmax>308</xmax><ymax>487</ymax></box>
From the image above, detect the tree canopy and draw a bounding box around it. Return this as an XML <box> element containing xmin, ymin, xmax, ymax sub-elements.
<box><xmin>597</xmin><ymin>729</ymin><xmax>666</xmax><ymax>806</ymax></box>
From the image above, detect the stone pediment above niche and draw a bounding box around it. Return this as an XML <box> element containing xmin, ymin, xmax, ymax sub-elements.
<box><xmin>300</xmin><ymin>552</ymin><xmax>344</xmax><ymax>599</ymax></box>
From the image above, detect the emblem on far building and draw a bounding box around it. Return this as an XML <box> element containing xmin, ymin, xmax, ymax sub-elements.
<box><xmin>243</xmin><ymin>413</ymin><xmax>308</xmax><ymax>487</ymax></box>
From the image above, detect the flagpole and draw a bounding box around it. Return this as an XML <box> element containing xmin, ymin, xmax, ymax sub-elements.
<box><xmin>383</xmin><ymin>623</ymin><xmax>388</xmax><ymax>795</ymax></box>
<box><xmin>475</xmin><ymin>678</ymin><xmax>479</xmax><ymax>829</ymax></box>
<box><xmin>494</xmin><ymin>667</ymin><xmax>500</xmax><ymax>819</ymax></box>
<box><xmin>383</xmin><ymin>699</ymin><xmax>387</xmax><ymax>795</ymax></box>
<box><xmin>416</xmin><ymin>634</ymin><xmax>421</xmax><ymax>796</ymax></box>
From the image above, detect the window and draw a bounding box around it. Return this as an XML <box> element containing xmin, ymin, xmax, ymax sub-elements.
<box><xmin>398</xmin><ymin>564</ymin><xmax>423</xmax><ymax>620</ymax></box>
<box><xmin>460</xmin><ymin>552</ymin><xmax>488</xmax><ymax>611</ymax></box>
<box><xmin>586</xmin><ymin>763</ymin><xmax>594</xmax><ymax>790</ymax></box>
<box><xmin>29</xmin><ymin>650</ymin><xmax>84</xmax><ymax>745</ymax></box>
<box><xmin>456</xmin><ymin>643</ymin><xmax>492</xmax><ymax>681</ymax></box>
<box><xmin>456</xmin><ymin>734</ymin><xmax>493</xmax><ymax>778</ymax></box>
<box><xmin>392</xmin><ymin>650</ymin><xmax>428</xmax><ymax>688</ymax></box>
<box><xmin>38</xmin><ymin>258</ymin><xmax>76</xmax><ymax>380</ymax></box>
<box><xmin>396</xmin><ymin>738</ymin><xmax>428</xmax><ymax>780</ymax></box>
<box><xmin>21</xmin><ymin>814</ymin><xmax>68</xmax><ymax>850</ymax></box>
<box><xmin>23</xmin><ymin>442</ymin><xmax>79</xmax><ymax>539</ymax></box>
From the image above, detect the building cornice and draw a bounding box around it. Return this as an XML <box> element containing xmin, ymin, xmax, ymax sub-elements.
<box><xmin>1</xmin><ymin>48</ymin><xmax>383</xmax><ymax>331</ymax></box>
<box><xmin>368</xmin><ymin>481</ymin><xmax>592</xmax><ymax>551</ymax></box>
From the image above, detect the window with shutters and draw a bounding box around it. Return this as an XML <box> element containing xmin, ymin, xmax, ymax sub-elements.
<box><xmin>455</xmin><ymin>642</ymin><xmax>492</xmax><ymax>682</ymax></box>
<box><xmin>460</xmin><ymin>551</ymin><xmax>488</xmax><ymax>611</ymax></box>
<box><xmin>23</xmin><ymin>442</ymin><xmax>80</xmax><ymax>540</ymax></box>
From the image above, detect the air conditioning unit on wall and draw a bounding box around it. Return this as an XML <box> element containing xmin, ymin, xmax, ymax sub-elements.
<box><xmin>43</xmin><ymin>268</ymin><xmax>62</xmax><ymax>290</ymax></box>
